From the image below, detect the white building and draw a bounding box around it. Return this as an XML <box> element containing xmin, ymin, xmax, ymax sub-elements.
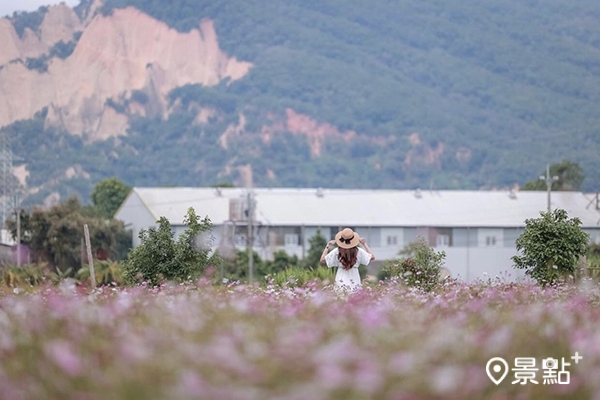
<box><xmin>114</xmin><ymin>187</ymin><xmax>600</xmax><ymax>281</ymax></box>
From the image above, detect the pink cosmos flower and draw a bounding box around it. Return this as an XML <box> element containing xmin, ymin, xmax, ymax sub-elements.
<box><xmin>44</xmin><ymin>340</ymin><xmax>83</xmax><ymax>376</ymax></box>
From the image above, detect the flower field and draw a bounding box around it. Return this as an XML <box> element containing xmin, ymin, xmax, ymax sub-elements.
<box><xmin>1</xmin><ymin>279</ymin><xmax>600</xmax><ymax>400</ymax></box>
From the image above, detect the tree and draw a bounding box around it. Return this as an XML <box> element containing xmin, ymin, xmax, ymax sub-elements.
<box><xmin>522</xmin><ymin>160</ymin><xmax>584</xmax><ymax>191</ymax></box>
<box><xmin>6</xmin><ymin>197</ymin><xmax>130</xmax><ymax>273</ymax></box>
<box><xmin>122</xmin><ymin>207</ymin><xmax>218</xmax><ymax>285</ymax></box>
<box><xmin>91</xmin><ymin>177</ymin><xmax>131</xmax><ymax>219</ymax></box>
<box><xmin>301</xmin><ymin>229</ymin><xmax>328</xmax><ymax>269</ymax></box>
<box><xmin>220</xmin><ymin>249</ymin><xmax>267</xmax><ymax>282</ymax></box>
<box><xmin>512</xmin><ymin>209</ymin><xmax>589</xmax><ymax>286</ymax></box>
<box><xmin>264</xmin><ymin>249</ymin><xmax>299</xmax><ymax>274</ymax></box>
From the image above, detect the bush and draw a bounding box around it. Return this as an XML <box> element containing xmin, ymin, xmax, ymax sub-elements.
<box><xmin>1</xmin><ymin>264</ymin><xmax>48</xmax><ymax>287</ymax></box>
<box><xmin>77</xmin><ymin>260</ymin><xmax>124</xmax><ymax>286</ymax></box>
<box><xmin>219</xmin><ymin>249</ymin><xmax>264</xmax><ymax>282</ymax></box>
<box><xmin>268</xmin><ymin>265</ymin><xmax>334</xmax><ymax>288</ymax></box>
<box><xmin>1</xmin><ymin>263</ymin><xmax>72</xmax><ymax>288</ymax></box>
<box><xmin>122</xmin><ymin>207</ymin><xmax>219</xmax><ymax>286</ymax></box>
<box><xmin>378</xmin><ymin>237</ymin><xmax>446</xmax><ymax>292</ymax></box>
<box><xmin>512</xmin><ymin>209</ymin><xmax>589</xmax><ymax>286</ymax></box>
<box><xmin>585</xmin><ymin>243</ymin><xmax>600</xmax><ymax>280</ymax></box>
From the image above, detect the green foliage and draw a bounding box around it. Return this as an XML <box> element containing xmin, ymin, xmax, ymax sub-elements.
<box><xmin>105</xmin><ymin>98</ymin><xmax>126</xmax><ymax>113</ymax></box>
<box><xmin>5</xmin><ymin>0</ymin><xmax>600</xmax><ymax>202</ymax></box>
<box><xmin>219</xmin><ymin>249</ymin><xmax>293</xmax><ymax>282</ymax></box>
<box><xmin>9</xmin><ymin>7</ymin><xmax>48</xmax><ymax>37</ymax></box>
<box><xmin>25</xmin><ymin>57</ymin><xmax>48</xmax><ymax>73</ymax></box>
<box><xmin>512</xmin><ymin>209</ymin><xmax>590</xmax><ymax>286</ymax></box>
<box><xmin>2</xmin><ymin>260</ymin><xmax>123</xmax><ymax>289</ymax></box>
<box><xmin>268</xmin><ymin>265</ymin><xmax>334</xmax><ymax>288</ymax></box>
<box><xmin>264</xmin><ymin>250</ymin><xmax>299</xmax><ymax>274</ymax></box>
<box><xmin>378</xmin><ymin>237</ymin><xmax>446</xmax><ymax>292</ymax></box>
<box><xmin>23</xmin><ymin>35</ymin><xmax>79</xmax><ymax>72</ymax></box>
<box><xmin>585</xmin><ymin>243</ymin><xmax>600</xmax><ymax>280</ymax></box>
<box><xmin>49</xmin><ymin>39</ymin><xmax>78</xmax><ymax>59</ymax></box>
<box><xmin>301</xmin><ymin>229</ymin><xmax>327</xmax><ymax>269</ymax></box>
<box><xmin>0</xmin><ymin>263</ymin><xmax>73</xmax><ymax>288</ymax></box>
<box><xmin>168</xmin><ymin>84</ymin><xmax>239</xmax><ymax>114</ymax></box>
<box><xmin>131</xmin><ymin>90</ymin><xmax>149</xmax><ymax>105</ymax></box>
<box><xmin>123</xmin><ymin>208</ymin><xmax>218</xmax><ymax>285</ymax></box>
<box><xmin>91</xmin><ymin>177</ymin><xmax>131</xmax><ymax>218</ymax></box>
<box><xmin>1</xmin><ymin>264</ymin><xmax>48</xmax><ymax>287</ymax></box>
<box><xmin>6</xmin><ymin>197</ymin><xmax>130</xmax><ymax>273</ymax></box>
<box><xmin>77</xmin><ymin>260</ymin><xmax>124</xmax><ymax>286</ymax></box>
<box><xmin>522</xmin><ymin>160</ymin><xmax>585</xmax><ymax>191</ymax></box>
<box><xmin>219</xmin><ymin>249</ymin><xmax>253</xmax><ymax>282</ymax></box>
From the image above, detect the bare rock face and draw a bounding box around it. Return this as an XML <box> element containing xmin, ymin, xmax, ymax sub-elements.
<box><xmin>0</xmin><ymin>4</ymin><xmax>252</xmax><ymax>140</ymax></box>
<box><xmin>39</xmin><ymin>4</ymin><xmax>83</xmax><ymax>50</ymax></box>
<box><xmin>0</xmin><ymin>4</ymin><xmax>82</xmax><ymax>74</ymax></box>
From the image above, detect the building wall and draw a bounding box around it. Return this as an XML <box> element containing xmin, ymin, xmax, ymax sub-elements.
<box><xmin>115</xmin><ymin>193</ymin><xmax>158</xmax><ymax>247</ymax></box>
<box><xmin>584</xmin><ymin>229</ymin><xmax>600</xmax><ymax>244</ymax></box>
<box><xmin>478</xmin><ymin>228</ymin><xmax>504</xmax><ymax>248</ymax></box>
<box><xmin>442</xmin><ymin>247</ymin><xmax>527</xmax><ymax>282</ymax></box>
<box><xmin>120</xmin><ymin>206</ymin><xmax>600</xmax><ymax>282</ymax></box>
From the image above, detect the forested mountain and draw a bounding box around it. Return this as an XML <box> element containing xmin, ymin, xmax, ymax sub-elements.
<box><xmin>1</xmin><ymin>0</ymin><xmax>600</xmax><ymax>207</ymax></box>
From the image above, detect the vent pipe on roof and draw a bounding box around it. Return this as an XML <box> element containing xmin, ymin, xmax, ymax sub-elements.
<box><xmin>316</xmin><ymin>187</ymin><xmax>324</xmax><ymax>198</ymax></box>
<box><xmin>509</xmin><ymin>189</ymin><xmax>517</xmax><ymax>199</ymax></box>
<box><xmin>414</xmin><ymin>188</ymin><xmax>422</xmax><ymax>198</ymax></box>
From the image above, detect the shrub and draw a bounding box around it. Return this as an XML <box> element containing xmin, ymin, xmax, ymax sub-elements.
<box><xmin>219</xmin><ymin>249</ymin><xmax>264</xmax><ymax>282</ymax></box>
<box><xmin>1</xmin><ymin>264</ymin><xmax>48</xmax><ymax>287</ymax></box>
<box><xmin>512</xmin><ymin>209</ymin><xmax>589</xmax><ymax>286</ymax></box>
<box><xmin>1</xmin><ymin>263</ymin><xmax>72</xmax><ymax>288</ymax></box>
<box><xmin>378</xmin><ymin>237</ymin><xmax>446</xmax><ymax>292</ymax></box>
<box><xmin>77</xmin><ymin>260</ymin><xmax>124</xmax><ymax>286</ymax></box>
<box><xmin>122</xmin><ymin>208</ymin><xmax>219</xmax><ymax>286</ymax></box>
<box><xmin>585</xmin><ymin>244</ymin><xmax>600</xmax><ymax>280</ymax></box>
<box><xmin>268</xmin><ymin>265</ymin><xmax>333</xmax><ymax>288</ymax></box>
<box><xmin>301</xmin><ymin>229</ymin><xmax>327</xmax><ymax>269</ymax></box>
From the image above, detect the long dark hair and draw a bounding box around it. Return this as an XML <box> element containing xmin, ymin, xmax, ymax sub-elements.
<box><xmin>338</xmin><ymin>247</ymin><xmax>358</xmax><ymax>270</ymax></box>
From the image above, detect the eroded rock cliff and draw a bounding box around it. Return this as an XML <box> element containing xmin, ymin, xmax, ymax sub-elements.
<box><xmin>0</xmin><ymin>3</ymin><xmax>252</xmax><ymax>140</ymax></box>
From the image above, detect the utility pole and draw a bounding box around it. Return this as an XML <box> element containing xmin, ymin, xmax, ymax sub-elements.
<box><xmin>246</xmin><ymin>190</ymin><xmax>254</xmax><ymax>284</ymax></box>
<box><xmin>0</xmin><ymin>130</ymin><xmax>14</xmax><ymax>232</ymax></box>
<box><xmin>14</xmin><ymin>194</ymin><xmax>20</xmax><ymax>267</ymax></box>
<box><xmin>539</xmin><ymin>163</ymin><xmax>559</xmax><ymax>213</ymax></box>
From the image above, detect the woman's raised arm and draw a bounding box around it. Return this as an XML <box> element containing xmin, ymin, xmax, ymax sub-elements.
<box><xmin>320</xmin><ymin>240</ymin><xmax>337</xmax><ymax>263</ymax></box>
<box><xmin>359</xmin><ymin>238</ymin><xmax>376</xmax><ymax>261</ymax></box>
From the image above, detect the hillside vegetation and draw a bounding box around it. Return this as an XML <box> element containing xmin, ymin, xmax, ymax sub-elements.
<box><xmin>3</xmin><ymin>0</ymin><xmax>600</xmax><ymax>205</ymax></box>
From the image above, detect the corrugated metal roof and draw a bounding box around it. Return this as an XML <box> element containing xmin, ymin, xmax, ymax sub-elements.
<box><xmin>126</xmin><ymin>187</ymin><xmax>600</xmax><ymax>228</ymax></box>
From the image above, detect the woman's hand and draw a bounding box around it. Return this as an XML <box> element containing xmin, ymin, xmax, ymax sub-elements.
<box><xmin>321</xmin><ymin>240</ymin><xmax>336</xmax><ymax>263</ymax></box>
<box><xmin>359</xmin><ymin>238</ymin><xmax>376</xmax><ymax>261</ymax></box>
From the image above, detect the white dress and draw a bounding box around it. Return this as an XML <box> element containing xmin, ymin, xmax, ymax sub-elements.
<box><xmin>325</xmin><ymin>247</ymin><xmax>372</xmax><ymax>291</ymax></box>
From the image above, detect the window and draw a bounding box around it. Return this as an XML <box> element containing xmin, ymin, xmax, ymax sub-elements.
<box><xmin>479</xmin><ymin>229</ymin><xmax>503</xmax><ymax>248</ymax></box>
<box><xmin>386</xmin><ymin>236</ymin><xmax>397</xmax><ymax>246</ymax></box>
<box><xmin>284</xmin><ymin>233</ymin><xmax>299</xmax><ymax>246</ymax></box>
<box><xmin>436</xmin><ymin>234</ymin><xmax>450</xmax><ymax>247</ymax></box>
<box><xmin>235</xmin><ymin>234</ymin><xmax>247</xmax><ymax>247</ymax></box>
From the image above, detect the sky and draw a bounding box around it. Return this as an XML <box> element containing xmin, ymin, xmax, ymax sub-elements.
<box><xmin>0</xmin><ymin>0</ymin><xmax>80</xmax><ymax>18</ymax></box>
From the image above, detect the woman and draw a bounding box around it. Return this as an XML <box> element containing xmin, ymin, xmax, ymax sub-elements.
<box><xmin>320</xmin><ymin>228</ymin><xmax>375</xmax><ymax>292</ymax></box>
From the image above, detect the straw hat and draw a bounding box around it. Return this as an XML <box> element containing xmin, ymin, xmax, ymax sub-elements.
<box><xmin>335</xmin><ymin>228</ymin><xmax>360</xmax><ymax>249</ymax></box>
